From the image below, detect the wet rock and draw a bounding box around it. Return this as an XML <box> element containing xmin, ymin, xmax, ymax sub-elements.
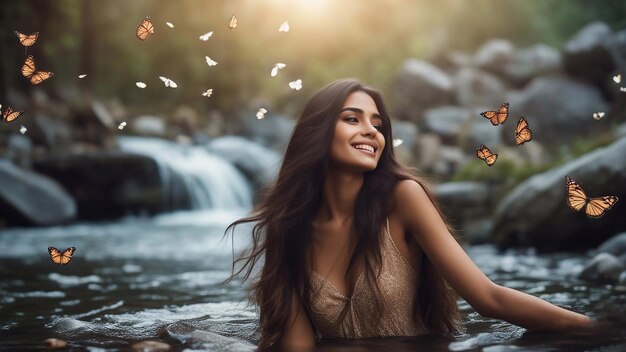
<box><xmin>130</xmin><ymin>340</ymin><xmax>170</xmax><ymax>352</ymax></box>
<box><xmin>454</xmin><ymin>67</ymin><xmax>506</xmax><ymax>108</ymax></box>
<box><xmin>505</xmin><ymin>43</ymin><xmax>562</xmax><ymax>86</ymax></box>
<box><xmin>435</xmin><ymin>182</ymin><xmax>497</xmax><ymax>243</ymax></box>
<box><xmin>423</xmin><ymin>106</ymin><xmax>472</xmax><ymax>145</ymax></box>
<box><xmin>31</xmin><ymin>151</ymin><xmax>189</xmax><ymax>221</ymax></box>
<box><xmin>490</xmin><ymin>136</ymin><xmax>626</xmax><ymax>252</ymax></box>
<box><xmin>512</xmin><ymin>75</ymin><xmax>610</xmax><ymax>145</ymax></box>
<box><xmin>579</xmin><ymin>253</ymin><xmax>624</xmax><ymax>283</ymax></box>
<box><xmin>42</xmin><ymin>338</ymin><xmax>67</xmax><ymax>349</ymax></box>
<box><xmin>596</xmin><ymin>232</ymin><xmax>626</xmax><ymax>258</ymax></box>
<box><xmin>0</xmin><ymin>160</ymin><xmax>76</xmax><ymax>227</ymax></box>
<box><xmin>392</xmin><ymin>59</ymin><xmax>456</xmax><ymax>122</ymax></box>
<box><xmin>563</xmin><ymin>22</ymin><xmax>617</xmax><ymax>85</ymax></box>
<box><xmin>474</xmin><ymin>39</ymin><xmax>515</xmax><ymax>76</ymax></box>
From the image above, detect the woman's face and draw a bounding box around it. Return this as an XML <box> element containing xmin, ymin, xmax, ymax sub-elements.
<box><xmin>329</xmin><ymin>90</ymin><xmax>386</xmax><ymax>172</ymax></box>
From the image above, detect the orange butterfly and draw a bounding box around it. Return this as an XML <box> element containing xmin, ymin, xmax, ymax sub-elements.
<box><xmin>136</xmin><ymin>17</ymin><xmax>155</xmax><ymax>40</ymax></box>
<box><xmin>476</xmin><ymin>144</ymin><xmax>497</xmax><ymax>166</ymax></box>
<box><xmin>2</xmin><ymin>106</ymin><xmax>25</xmax><ymax>123</ymax></box>
<box><xmin>15</xmin><ymin>31</ymin><xmax>39</xmax><ymax>47</ymax></box>
<box><xmin>228</xmin><ymin>14</ymin><xmax>238</xmax><ymax>29</ymax></box>
<box><xmin>515</xmin><ymin>117</ymin><xmax>532</xmax><ymax>145</ymax></box>
<box><xmin>48</xmin><ymin>247</ymin><xmax>76</xmax><ymax>265</ymax></box>
<box><xmin>566</xmin><ymin>176</ymin><xmax>618</xmax><ymax>218</ymax></box>
<box><xmin>481</xmin><ymin>103</ymin><xmax>509</xmax><ymax>126</ymax></box>
<box><xmin>21</xmin><ymin>55</ymin><xmax>54</xmax><ymax>85</ymax></box>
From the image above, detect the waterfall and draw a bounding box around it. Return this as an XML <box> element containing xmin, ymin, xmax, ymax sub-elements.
<box><xmin>115</xmin><ymin>136</ymin><xmax>252</xmax><ymax>210</ymax></box>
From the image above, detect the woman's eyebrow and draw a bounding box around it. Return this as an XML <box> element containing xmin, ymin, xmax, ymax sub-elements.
<box><xmin>339</xmin><ymin>107</ymin><xmax>381</xmax><ymax>120</ymax></box>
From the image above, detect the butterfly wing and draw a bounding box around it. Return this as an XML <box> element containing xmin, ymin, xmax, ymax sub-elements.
<box><xmin>59</xmin><ymin>247</ymin><xmax>76</xmax><ymax>265</ymax></box>
<box><xmin>565</xmin><ymin>176</ymin><xmax>588</xmax><ymax>212</ymax></box>
<box><xmin>229</xmin><ymin>14</ymin><xmax>238</xmax><ymax>29</ymax></box>
<box><xmin>515</xmin><ymin>117</ymin><xmax>533</xmax><ymax>145</ymax></box>
<box><xmin>29</xmin><ymin>71</ymin><xmax>54</xmax><ymax>85</ymax></box>
<box><xmin>476</xmin><ymin>145</ymin><xmax>497</xmax><ymax>166</ymax></box>
<box><xmin>15</xmin><ymin>31</ymin><xmax>39</xmax><ymax>47</ymax></box>
<box><xmin>136</xmin><ymin>17</ymin><xmax>154</xmax><ymax>40</ymax></box>
<box><xmin>21</xmin><ymin>56</ymin><xmax>52</xmax><ymax>84</ymax></box>
<box><xmin>585</xmin><ymin>196</ymin><xmax>619</xmax><ymax>218</ymax></box>
<box><xmin>21</xmin><ymin>55</ymin><xmax>36</xmax><ymax>77</ymax></box>
<box><xmin>48</xmin><ymin>246</ymin><xmax>62</xmax><ymax>264</ymax></box>
<box><xmin>3</xmin><ymin>106</ymin><xmax>25</xmax><ymax>123</ymax></box>
<box><xmin>481</xmin><ymin>103</ymin><xmax>509</xmax><ymax>126</ymax></box>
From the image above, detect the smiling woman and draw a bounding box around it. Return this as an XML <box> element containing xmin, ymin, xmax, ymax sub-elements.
<box><xmin>223</xmin><ymin>78</ymin><xmax>592</xmax><ymax>351</ymax></box>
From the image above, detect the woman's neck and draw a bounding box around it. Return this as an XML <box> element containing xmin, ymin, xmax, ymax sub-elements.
<box><xmin>315</xmin><ymin>170</ymin><xmax>363</xmax><ymax>226</ymax></box>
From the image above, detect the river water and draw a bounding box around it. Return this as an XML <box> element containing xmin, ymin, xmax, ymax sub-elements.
<box><xmin>0</xmin><ymin>209</ymin><xmax>625</xmax><ymax>351</ymax></box>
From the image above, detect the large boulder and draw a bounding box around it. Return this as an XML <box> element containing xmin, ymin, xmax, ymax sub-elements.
<box><xmin>505</xmin><ymin>43</ymin><xmax>562</xmax><ymax>86</ymax></box>
<box><xmin>0</xmin><ymin>160</ymin><xmax>76</xmax><ymax>227</ymax></box>
<box><xmin>509</xmin><ymin>75</ymin><xmax>610</xmax><ymax>146</ymax></box>
<box><xmin>422</xmin><ymin>106</ymin><xmax>472</xmax><ymax>145</ymax></box>
<box><xmin>474</xmin><ymin>39</ymin><xmax>515</xmax><ymax>76</ymax></box>
<box><xmin>490</xmin><ymin>136</ymin><xmax>626</xmax><ymax>252</ymax></box>
<box><xmin>238</xmin><ymin>113</ymin><xmax>295</xmax><ymax>153</ymax></box>
<box><xmin>32</xmin><ymin>152</ymin><xmax>191</xmax><ymax>221</ymax></box>
<box><xmin>392</xmin><ymin>59</ymin><xmax>456</xmax><ymax>123</ymax></box>
<box><xmin>454</xmin><ymin>67</ymin><xmax>507</xmax><ymax>108</ymax></box>
<box><xmin>563</xmin><ymin>22</ymin><xmax>621</xmax><ymax>86</ymax></box>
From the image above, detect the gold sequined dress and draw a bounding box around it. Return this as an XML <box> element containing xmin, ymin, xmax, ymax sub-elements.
<box><xmin>308</xmin><ymin>218</ymin><xmax>426</xmax><ymax>338</ymax></box>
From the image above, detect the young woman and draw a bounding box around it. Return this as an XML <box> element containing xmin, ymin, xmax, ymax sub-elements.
<box><xmin>224</xmin><ymin>79</ymin><xmax>592</xmax><ymax>350</ymax></box>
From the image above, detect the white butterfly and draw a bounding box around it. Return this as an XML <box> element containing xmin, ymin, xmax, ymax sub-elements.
<box><xmin>392</xmin><ymin>139</ymin><xmax>403</xmax><ymax>147</ymax></box>
<box><xmin>613</xmin><ymin>74</ymin><xmax>621</xmax><ymax>84</ymax></box>
<box><xmin>592</xmin><ymin>112</ymin><xmax>605</xmax><ymax>120</ymax></box>
<box><xmin>118</xmin><ymin>121</ymin><xmax>127</xmax><ymax>130</ymax></box>
<box><xmin>20</xmin><ymin>125</ymin><xmax>27</xmax><ymax>134</ymax></box>
<box><xmin>199</xmin><ymin>31</ymin><xmax>213</xmax><ymax>41</ymax></box>
<box><xmin>229</xmin><ymin>14</ymin><xmax>238</xmax><ymax>29</ymax></box>
<box><xmin>136</xmin><ymin>82</ymin><xmax>147</xmax><ymax>88</ymax></box>
<box><xmin>159</xmin><ymin>76</ymin><xmax>178</xmax><ymax>88</ymax></box>
<box><xmin>288</xmin><ymin>79</ymin><xmax>302</xmax><ymax>90</ymax></box>
<box><xmin>166</xmin><ymin>22</ymin><xmax>174</xmax><ymax>28</ymax></box>
<box><xmin>621</xmin><ymin>87</ymin><xmax>626</xmax><ymax>92</ymax></box>
<box><xmin>78</xmin><ymin>74</ymin><xmax>87</xmax><ymax>79</ymax></box>
<box><xmin>270</xmin><ymin>63</ymin><xmax>286</xmax><ymax>77</ymax></box>
<box><xmin>205</xmin><ymin>56</ymin><xmax>218</xmax><ymax>66</ymax></box>
<box><xmin>278</xmin><ymin>21</ymin><xmax>289</xmax><ymax>32</ymax></box>
<box><xmin>256</xmin><ymin>108</ymin><xmax>268</xmax><ymax>120</ymax></box>
<box><xmin>202</xmin><ymin>89</ymin><xmax>213</xmax><ymax>97</ymax></box>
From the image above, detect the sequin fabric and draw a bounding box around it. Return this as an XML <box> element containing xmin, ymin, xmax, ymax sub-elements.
<box><xmin>308</xmin><ymin>218</ymin><xmax>425</xmax><ymax>338</ymax></box>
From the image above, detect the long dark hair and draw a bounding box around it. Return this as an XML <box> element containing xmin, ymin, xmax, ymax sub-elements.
<box><xmin>223</xmin><ymin>79</ymin><xmax>461</xmax><ymax>349</ymax></box>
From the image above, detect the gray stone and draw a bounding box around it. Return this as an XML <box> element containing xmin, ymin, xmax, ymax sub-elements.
<box><xmin>0</xmin><ymin>160</ymin><xmax>76</xmax><ymax>226</ymax></box>
<box><xmin>474</xmin><ymin>39</ymin><xmax>515</xmax><ymax>75</ymax></box>
<box><xmin>505</xmin><ymin>43</ymin><xmax>562</xmax><ymax>86</ymax></box>
<box><xmin>454</xmin><ymin>67</ymin><xmax>506</xmax><ymax>108</ymax></box>
<box><xmin>512</xmin><ymin>75</ymin><xmax>610</xmax><ymax>145</ymax></box>
<box><xmin>423</xmin><ymin>106</ymin><xmax>472</xmax><ymax>145</ymax></box>
<box><xmin>579</xmin><ymin>252</ymin><xmax>624</xmax><ymax>283</ymax></box>
<box><xmin>563</xmin><ymin>22</ymin><xmax>618</xmax><ymax>84</ymax></box>
<box><xmin>596</xmin><ymin>232</ymin><xmax>626</xmax><ymax>257</ymax></box>
<box><xmin>490</xmin><ymin>136</ymin><xmax>626</xmax><ymax>251</ymax></box>
<box><xmin>392</xmin><ymin>59</ymin><xmax>456</xmax><ymax>122</ymax></box>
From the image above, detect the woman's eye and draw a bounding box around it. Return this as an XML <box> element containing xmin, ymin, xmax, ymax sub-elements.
<box><xmin>374</xmin><ymin>125</ymin><xmax>383</xmax><ymax>131</ymax></box>
<box><xmin>344</xmin><ymin>116</ymin><xmax>358</xmax><ymax>122</ymax></box>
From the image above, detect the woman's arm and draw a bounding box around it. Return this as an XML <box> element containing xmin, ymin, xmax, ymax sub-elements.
<box><xmin>394</xmin><ymin>180</ymin><xmax>592</xmax><ymax>331</ymax></box>
<box><xmin>279</xmin><ymin>294</ymin><xmax>316</xmax><ymax>351</ymax></box>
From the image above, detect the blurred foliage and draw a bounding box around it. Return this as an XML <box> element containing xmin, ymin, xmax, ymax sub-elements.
<box><xmin>1</xmin><ymin>0</ymin><xmax>625</xmax><ymax>121</ymax></box>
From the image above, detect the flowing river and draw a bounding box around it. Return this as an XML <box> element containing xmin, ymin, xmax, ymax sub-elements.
<box><xmin>0</xmin><ymin>209</ymin><xmax>624</xmax><ymax>352</ymax></box>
